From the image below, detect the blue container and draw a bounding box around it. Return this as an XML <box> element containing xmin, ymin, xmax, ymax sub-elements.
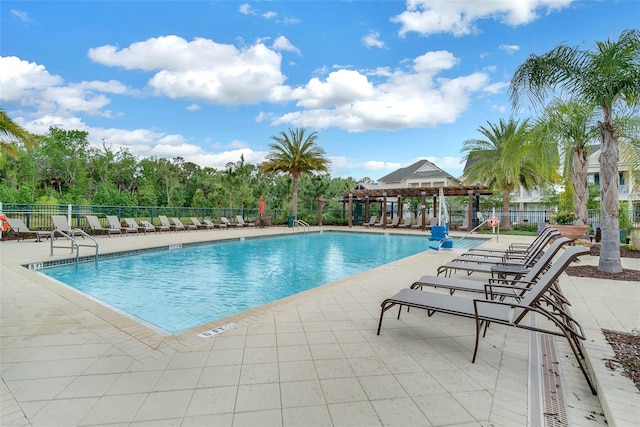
<box><xmin>441</xmin><ymin>239</ymin><xmax>454</xmax><ymax>249</ymax></box>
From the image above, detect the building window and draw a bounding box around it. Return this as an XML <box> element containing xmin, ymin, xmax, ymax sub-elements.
<box><xmin>593</xmin><ymin>173</ymin><xmax>599</xmax><ymax>184</ymax></box>
<box><xmin>634</xmin><ymin>201</ymin><xmax>640</xmax><ymax>222</ymax></box>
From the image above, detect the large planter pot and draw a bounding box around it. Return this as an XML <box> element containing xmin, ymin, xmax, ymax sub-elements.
<box><xmin>551</xmin><ymin>224</ymin><xmax>589</xmax><ymax>240</ymax></box>
<box><xmin>631</xmin><ymin>230</ymin><xmax>640</xmax><ymax>250</ymax></box>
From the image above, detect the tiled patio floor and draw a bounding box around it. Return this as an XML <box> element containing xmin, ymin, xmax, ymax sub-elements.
<box><xmin>1</xmin><ymin>226</ymin><xmax>637</xmax><ymax>426</ymax></box>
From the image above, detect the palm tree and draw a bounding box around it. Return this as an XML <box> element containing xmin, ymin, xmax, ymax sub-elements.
<box><xmin>462</xmin><ymin>118</ymin><xmax>558</xmax><ymax>231</ymax></box>
<box><xmin>510</xmin><ymin>29</ymin><xmax>640</xmax><ymax>273</ymax></box>
<box><xmin>261</xmin><ymin>128</ymin><xmax>330</xmax><ymax>219</ymax></box>
<box><xmin>0</xmin><ymin>109</ymin><xmax>37</xmax><ymax>158</ymax></box>
<box><xmin>533</xmin><ymin>99</ymin><xmax>599</xmax><ymax>225</ymax></box>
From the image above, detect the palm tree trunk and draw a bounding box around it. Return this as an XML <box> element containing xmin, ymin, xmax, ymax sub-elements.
<box><xmin>572</xmin><ymin>146</ymin><xmax>589</xmax><ymax>226</ymax></box>
<box><xmin>501</xmin><ymin>192</ymin><xmax>511</xmax><ymax>231</ymax></box>
<box><xmin>598</xmin><ymin>121</ymin><xmax>623</xmax><ymax>273</ymax></box>
<box><xmin>292</xmin><ymin>174</ymin><xmax>299</xmax><ymax>219</ymax></box>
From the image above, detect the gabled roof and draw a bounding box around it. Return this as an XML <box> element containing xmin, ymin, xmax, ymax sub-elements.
<box><xmin>378</xmin><ymin>159</ymin><xmax>459</xmax><ymax>183</ymax></box>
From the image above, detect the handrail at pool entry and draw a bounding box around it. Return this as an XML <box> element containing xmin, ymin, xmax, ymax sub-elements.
<box><xmin>51</xmin><ymin>228</ymin><xmax>99</xmax><ymax>264</ymax></box>
<box><xmin>293</xmin><ymin>219</ymin><xmax>309</xmax><ymax>232</ymax></box>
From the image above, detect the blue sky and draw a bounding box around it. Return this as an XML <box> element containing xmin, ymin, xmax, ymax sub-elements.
<box><xmin>1</xmin><ymin>1</ymin><xmax>637</xmax><ymax>181</ymax></box>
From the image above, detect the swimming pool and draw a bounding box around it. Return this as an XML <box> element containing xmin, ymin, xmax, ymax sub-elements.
<box><xmin>41</xmin><ymin>232</ymin><xmax>486</xmax><ymax>333</ymax></box>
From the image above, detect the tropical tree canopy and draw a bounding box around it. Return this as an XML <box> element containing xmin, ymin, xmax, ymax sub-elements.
<box><xmin>261</xmin><ymin>128</ymin><xmax>331</xmax><ymax>218</ymax></box>
<box><xmin>0</xmin><ymin>109</ymin><xmax>37</xmax><ymax>159</ymax></box>
<box><xmin>462</xmin><ymin>117</ymin><xmax>558</xmax><ymax>230</ymax></box>
<box><xmin>532</xmin><ymin>99</ymin><xmax>599</xmax><ymax>225</ymax></box>
<box><xmin>510</xmin><ymin>29</ymin><xmax>640</xmax><ymax>273</ymax></box>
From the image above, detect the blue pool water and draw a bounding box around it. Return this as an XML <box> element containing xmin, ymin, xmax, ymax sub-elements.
<box><xmin>42</xmin><ymin>232</ymin><xmax>486</xmax><ymax>333</ymax></box>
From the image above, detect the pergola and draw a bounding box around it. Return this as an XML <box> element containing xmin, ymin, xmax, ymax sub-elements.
<box><xmin>339</xmin><ymin>185</ymin><xmax>492</xmax><ymax>231</ymax></box>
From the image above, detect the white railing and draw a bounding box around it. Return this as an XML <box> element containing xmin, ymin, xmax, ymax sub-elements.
<box><xmin>51</xmin><ymin>228</ymin><xmax>99</xmax><ymax>264</ymax></box>
<box><xmin>293</xmin><ymin>219</ymin><xmax>310</xmax><ymax>232</ymax></box>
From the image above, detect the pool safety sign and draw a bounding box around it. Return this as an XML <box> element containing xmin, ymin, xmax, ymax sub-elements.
<box><xmin>198</xmin><ymin>322</ymin><xmax>238</xmax><ymax>338</ymax></box>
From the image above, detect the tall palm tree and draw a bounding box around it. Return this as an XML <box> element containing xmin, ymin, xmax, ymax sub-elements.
<box><xmin>0</xmin><ymin>109</ymin><xmax>37</xmax><ymax>158</ymax></box>
<box><xmin>462</xmin><ymin>118</ymin><xmax>558</xmax><ymax>231</ymax></box>
<box><xmin>533</xmin><ymin>99</ymin><xmax>599</xmax><ymax>225</ymax></box>
<box><xmin>261</xmin><ymin>128</ymin><xmax>330</xmax><ymax>219</ymax></box>
<box><xmin>510</xmin><ymin>29</ymin><xmax>640</xmax><ymax>273</ymax></box>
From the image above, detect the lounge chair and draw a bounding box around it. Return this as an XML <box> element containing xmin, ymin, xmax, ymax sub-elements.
<box><xmin>425</xmin><ymin>216</ymin><xmax>438</xmax><ymax>231</ymax></box>
<box><xmin>236</xmin><ymin>215</ymin><xmax>255</xmax><ymax>227</ymax></box>
<box><xmin>189</xmin><ymin>216</ymin><xmax>213</xmax><ymax>230</ymax></box>
<box><xmin>362</xmin><ymin>216</ymin><xmax>377</xmax><ymax>228</ymax></box>
<box><xmin>411</xmin><ymin>237</ymin><xmax>573</xmax><ymax>297</ymax></box>
<box><xmin>204</xmin><ymin>219</ymin><xmax>227</xmax><ymax>230</ymax></box>
<box><xmin>396</xmin><ymin>217</ymin><xmax>412</xmax><ymax>228</ymax></box>
<box><xmin>220</xmin><ymin>217</ymin><xmax>237</xmax><ymax>228</ymax></box>
<box><xmin>437</xmin><ymin>233</ymin><xmax>564</xmax><ymax>278</ymax></box>
<box><xmin>459</xmin><ymin>217</ymin><xmax>469</xmax><ymax>232</ymax></box>
<box><xmin>377</xmin><ymin>245</ymin><xmax>595</xmax><ymax>394</ymax></box>
<box><xmin>373</xmin><ymin>217</ymin><xmax>386</xmax><ymax>227</ymax></box>
<box><xmin>158</xmin><ymin>215</ymin><xmax>183</xmax><ymax>232</ymax></box>
<box><xmin>461</xmin><ymin>227</ymin><xmax>559</xmax><ymax>259</ymax></box>
<box><xmin>86</xmin><ymin>215</ymin><xmax>121</xmax><ymax>237</ymax></box>
<box><xmin>138</xmin><ymin>220</ymin><xmax>160</xmax><ymax>233</ymax></box>
<box><xmin>172</xmin><ymin>217</ymin><xmax>196</xmax><ymax>231</ymax></box>
<box><xmin>124</xmin><ymin>218</ymin><xmax>154</xmax><ymax>233</ymax></box>
<box><xmin>106</xmin><ymin>215</ymin><xmax>138</xmax><ymax>235</ymax></box>
<box><xmin>387</xmin><ymin>217</ymin><xmax>401</xmax><ymax>228</ymax></box>
<box><xmin>52</xmin><ymin>215</ymin><xmax>82</xmax><ymax>236</ymax></box>
<box><xmin>410</xmin><ymin>213</ymin><xmax>422</xmax><ymax>229</ymax></box>
<box><xmin>5</xmin><ymin>217</ymin><xmax>51</xmax><ymax>242</ymax></box>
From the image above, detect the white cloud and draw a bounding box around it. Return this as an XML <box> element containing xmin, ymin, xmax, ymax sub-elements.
<box><xmin>186</xmin><ymin>103</ymin><xmax>200</xmax><ymax>111</ymax></box>
<box><xmin>238</xmin><ymin>3</ymin><xmax>255</xmax><ymax>15</ymax></box>
<box><xmin>0</xmin><ymin>56</ymin><xmax>128</xmax><ymax>118</ymax></box>
<box><xmin>89</xmin><ymin>35</ymin><xmax>287</xmax><ymax>105</ymax></box>
<box><xmin>272</xmin><ymin>36</ymin><xmax>301</xmax><ymax>55</ymax></box>
<box><xmin>392</xmin><ymin>0</ymin><xmax>573</xmax><ymax>37</ymax></box>
<box><xmin>10</xmin><ymin>9</ymin><xmax>31</xmax><ymax>22</ymax></box>
<box><xmin>272</xmin><ymin>50</ymin><xmax>490</xmax><ymax>132</ymax></box>
<box><xmin>499</xmin><ymin>44</ymin><xmax>520</xmax><ymax>54</ymax></box>
<box><xmin>263</xmin><ymin>11</ymin><xmax>277</xmax><ymax>19</ymax></box>
<box><xmin>362</xmin><ymin>160</ymin><xmax>402</xmax><ymax>171</ymax></box>
<box><xmin>0</xmin><ymin>56</ymin><xmax>62</xmax><ymax>104</ymax></box>
<box><xmin>362</xmin><ymin>32</ymin><xmax>385</xmax><ymax>49</ymax></box>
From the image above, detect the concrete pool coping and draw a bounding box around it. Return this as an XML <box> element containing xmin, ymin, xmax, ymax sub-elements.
<box><xmin>1</xmin><ymin>226</ymin><xmax>637</xmax><ymax>426</ymax></box>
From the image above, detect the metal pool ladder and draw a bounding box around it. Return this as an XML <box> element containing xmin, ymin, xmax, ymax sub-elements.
<box><xmin>293</xmin><ymin>219</ymin><xmax>310</xmax><ymax>232</ymax></box>
<box><xmin>51</xmin><ymin>228</ymin><xmax>99</xmax><ymax>264</ymax></box>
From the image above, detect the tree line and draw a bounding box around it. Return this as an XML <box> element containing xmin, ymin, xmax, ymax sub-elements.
<box><xmin>0</xmin><ymin>125</ymin><xmax>357</xmax><ymax>221</ymax></box>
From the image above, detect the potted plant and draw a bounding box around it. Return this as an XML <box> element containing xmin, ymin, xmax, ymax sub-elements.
<box><xmin>549</xmin><ymin>211</ymin><xmax>589</xmax><ymax>239</ymax></box>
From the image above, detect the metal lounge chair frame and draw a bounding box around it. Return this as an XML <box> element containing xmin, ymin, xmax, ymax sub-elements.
<box><xmin>5</xmin><ymin>217</ymin><xmax>51</xmax><ymax>242</ymax></box>
<box><xmin>412</xmin><ymin>237</ymin><xmax>573</xmax><ymax>298</ymax></box>
<box><xmin>136</xmin><ymin>220</ymin><xmax>158</xmax><ymax>233</ymax></box>
<box><xmin>377</xmin><ymin>245</ymin><xmax>595</xmax><ymax>394</ymax></box>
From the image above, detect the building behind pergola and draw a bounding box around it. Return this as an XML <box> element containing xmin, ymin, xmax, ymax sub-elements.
<box><xmin>338</xmin><ymin>185</ymin><xmax>492</xmax><ymax>231</ymax></box>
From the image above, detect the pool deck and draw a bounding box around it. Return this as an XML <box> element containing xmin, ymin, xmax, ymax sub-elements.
<box><xmin>1</xmin><ymin>226</ymin><xmax>638</xmax><ymax>426</ymax></box>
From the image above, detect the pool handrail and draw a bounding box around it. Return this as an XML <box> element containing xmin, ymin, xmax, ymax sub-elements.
<box><xmin>51</xmin><ymin>228</ymin><xmax>99</xmax><ymax>263</ymax></box>
<box><xmin>293</xmin><ymin>219</ymin><xmax>310</xmax><ymax>232</ymax></box>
